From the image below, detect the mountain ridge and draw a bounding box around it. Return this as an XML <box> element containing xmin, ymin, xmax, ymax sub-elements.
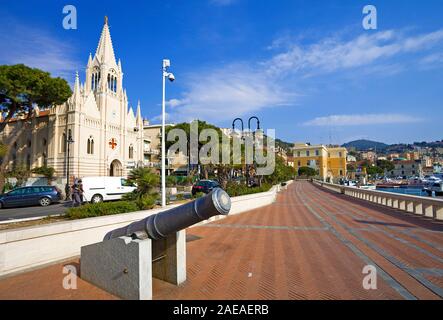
<box><xmin>341</xmin><ymin>139</ymin><xmax>389</xmax><ymax>151</ymax></box>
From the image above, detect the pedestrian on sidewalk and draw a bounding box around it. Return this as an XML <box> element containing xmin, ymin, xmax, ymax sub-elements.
<box><xmin>71</xmin><ymin>179</ymin><xmax>84</xmax><ymax>207</ymax></box>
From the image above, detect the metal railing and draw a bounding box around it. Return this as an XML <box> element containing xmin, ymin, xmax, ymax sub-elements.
<box><xmin>312</xmin><ymin>180</ymin><xmax>443</xmax><ymax>221</ymax></box>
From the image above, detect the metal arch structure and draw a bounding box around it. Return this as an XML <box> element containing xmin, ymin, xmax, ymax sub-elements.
<box><xmin>232</xmin><ymin>118</ymin><xmax>244</xmax><ymax>134</ymax></box>
<box><xmin>248</xmin><ymin>116</ymin><xmax>260</xmax><ymax>133</ymax></box>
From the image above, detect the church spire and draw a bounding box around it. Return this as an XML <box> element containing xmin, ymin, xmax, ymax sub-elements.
<box><xmin>87</xmin><ymin>53</ymin><xmax>92</xmax><ymax>67</ymax></box>
<box><xmin>72</xmin><ymin>71</ymin><xmax>81</xmax><ymax>105</ymax></box>
<box><xmin>136</xmin><ymin>100</ymin><xmax>142</xmax><ymax>125</ymax></box>
<box><xmin>74</xmin><ymin>71</ymin><xmax>80</xmax><ymax>92</ymax></box>
<box><xmin>94</xmin><ymin>16</ymin><xmax>117</xmax><ymax>66</ymax></box>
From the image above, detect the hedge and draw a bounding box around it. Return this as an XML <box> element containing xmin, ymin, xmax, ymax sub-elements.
<box><xmin>66</xmin><ymin>201</ymin><xmax>140</xmax><ymax>220</ymax></box>
<box><xmin>225</xmin><ymin>183</ymin><xmax>272</xmax><ymax>197</ymax></box>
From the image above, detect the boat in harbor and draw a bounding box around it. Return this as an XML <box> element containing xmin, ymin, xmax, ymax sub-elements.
<box><xmin>423</xmin><ymin>181</ymin><xmax>443</xmax><ymax>196</ymax></box>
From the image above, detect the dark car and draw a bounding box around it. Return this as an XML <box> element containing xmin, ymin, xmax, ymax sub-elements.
<box><xmin>0</xmin><ymin>186</ymin><xmax>62</xmax><ymax>209</ymax></box>
<box><xmin>192</xmin><ymin>180</ymin><xmax>221</xmax><ymax>196</ymax></box>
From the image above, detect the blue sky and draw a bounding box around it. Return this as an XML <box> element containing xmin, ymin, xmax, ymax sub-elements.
<box><xmin>1</xmin><ymin>0</ymin><xmax>442</xmax><ymax>145</ymax></box>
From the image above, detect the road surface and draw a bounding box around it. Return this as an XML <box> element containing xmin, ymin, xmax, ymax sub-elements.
<box><xmin>0</xmin><ymin>202</ymin><xmax>69</xmax><ymax>222</ymax></box>
<box><xmin>0</xmin><ymin>181</ymin><xmax>442</xmax><ymax>300</ymax></box>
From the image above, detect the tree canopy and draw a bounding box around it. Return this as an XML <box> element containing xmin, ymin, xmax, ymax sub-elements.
<box><xmin>376</xmin><ymin>159</ymin><xmax>395</xmax><ymax>172</ymax></box>
<box><xmin>0</xmin><ymin>64</ymin><xmax>72</xmax><ymax>192</ymax></box>
<box><xmin>298</xmin><ymin>166</ymin><xmax>318</xmax><ymax>177</ymax></box>
<box><xmin>0</xmin><ymin>64</ymin><xmax>72</xmax><ymax>133</ymax></box>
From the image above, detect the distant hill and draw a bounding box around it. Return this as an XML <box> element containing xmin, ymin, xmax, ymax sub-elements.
<box><xmin>342</xmin><ymin>140</ymin><xmax>389</xmax><ymax>151</ymax></box>
<box><xmin>275</xmin><ymin>139</ymin><xmax>294</xmax><ymax>152</ymax></box>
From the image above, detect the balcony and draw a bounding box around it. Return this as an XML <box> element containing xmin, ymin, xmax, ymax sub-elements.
<box><xmin>144</xmin><ymin>148</ymin><xmax>160</xmax><ymax>155</ymax></box>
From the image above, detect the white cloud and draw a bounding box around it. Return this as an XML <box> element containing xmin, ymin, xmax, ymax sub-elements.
<box><xmin>0</xmin><ymin>21</ymin><xmax>81</xmax><ymax>80</ymax></box>
<box><xmin>151</xmin><ymin>112</ymin><xmax>171</xmax><ymax>123</ymax></box>
<box><xmin>166</xmin><ymin>99</ymin><xmax>186</xmax><ymax>108</ymax></box>
<box><xmin>167</xmin><ymin>65</ymin><xmax>294</xmax><ymax>122</ymax></box>
<box><xmin>420</xmin><ymin>53</ymin><xmax>443</xmax><ymax>65</ymax></box>
<box><xmin>165</xmin><ymin>28</ymin><xmax>443</xmax><ymax>123</ymax></box>
<box><xmin>303</xmin><ymin>114</ymin><xmax>423</xmax><ymax>126</ymax></box>
<box><xmin>264</xmin><ymin>29</ymin><xmax>443</xmax><ymax>76</ymax></box>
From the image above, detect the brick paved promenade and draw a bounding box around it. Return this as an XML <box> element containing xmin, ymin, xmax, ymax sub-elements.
<box><xmin>1</xmin><ymin>181</ymin><xmax>442</xmax><ymax>300</ymax></box>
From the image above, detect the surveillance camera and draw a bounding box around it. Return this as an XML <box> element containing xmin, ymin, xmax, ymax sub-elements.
<box><xmin>168</xmin><ymin>73</ymin><xmax>175</xmax><ymax>82</ymax></box>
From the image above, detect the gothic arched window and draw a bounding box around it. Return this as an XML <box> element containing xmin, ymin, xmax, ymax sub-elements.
<box><xmin>107</xmin><ymin>71</ymin><xmax>117</xmax><ymax>93</ymax></box>
<box><xmin>87</xmin><ymin>136</ymin><xmax>94</xmax><ymax>155</ymax></box>
<box><xmin>91</xmin><ymin>68</ymin><xmax>101</xmax><ymax>91</ymax></box>
<box><xmin>129</xmin><ymin>145</ymin><xmax>134</xmax><ymax>159</ymax></box>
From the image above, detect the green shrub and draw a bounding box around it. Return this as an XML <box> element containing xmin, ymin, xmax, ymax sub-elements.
<box><xmin>122</xmin><ymin>191</ymin><xmax>138</xmax><ymax>201</ymax></box>
<box><xmin>225</xmin><ymin>182</ymin><xmax>272</xmax><ymax>197</ymax></box>
<box><xmin>2</xmin><ymin>181</ymin><xmax>14</xmax><ymax>193</ymax></box>
<box><xmin>31</xmin><ymin>166</ymin><xmax>55</xmax><ymax>181</ymax></box>
<box><xmin>136</xmin><ymin>194</ymin><xmax>157</xmax><ymax>210</ymax></box>
<box><xmin>193</xmin><ymin>192</ymin><xmax>205</xmax><ymax>199</ymax></box>
<box><xmin>66</xmin><ymin>201</ymin><xmax>139</xmax><ymax>220</ymax></box>
<box><xmin>166</xmin><ymin>175</ymin><xmax>177</xmax><ymax>187</ymax></box>
<box><xmin>176</xmin><ymin>193</ymin><xmax>184</xmax><ymax>201</ymax></box>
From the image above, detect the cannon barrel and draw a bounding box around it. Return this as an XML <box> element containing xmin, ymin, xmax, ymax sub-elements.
<box><xmin>103</xmin><ymin>188</ymin><xmax>231</xmax><ymax>241</ymax></box>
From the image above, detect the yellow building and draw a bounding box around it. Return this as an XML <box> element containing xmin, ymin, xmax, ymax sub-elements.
<box><xmin>293</xmin><ymin>143</ymin><xmax>347</xmax><ymax>181</ymax></box>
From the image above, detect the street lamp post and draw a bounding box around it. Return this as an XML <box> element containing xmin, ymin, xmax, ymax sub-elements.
<box><xmin>65</xmin><ymin>135</ymin><xmax>74</xmax><ymax>200</ymax></box>
<box><xmin>248</xmin><ymin>116</ymin><xmax>261</xmax><ymax>186</ymax></box>
<box><xmin>161</xmin><ymin>59</ymin><xmax>175</xmax><ymax>207</ymax></box>
<box><xmin>231</xmin><ymin>117</ymin><xmax>261</xmax><ymax>186</ymax></box>
<box><xmin>232</xmin><ymin>118</ymin><xmax>245</xmax><ymax>183</ymax></box>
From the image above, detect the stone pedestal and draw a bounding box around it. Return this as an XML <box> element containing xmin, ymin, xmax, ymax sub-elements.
<box><xmin>80</xmin><ymin>230</ymin><xmax>186</xmax><ymax>300</ymax></box>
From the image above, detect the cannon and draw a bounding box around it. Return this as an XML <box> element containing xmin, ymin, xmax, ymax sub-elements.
<box><xmin>104</xmin><ymin>188</ymin><xmax>231</xmax><ymax>241</ymax></box>
<box><xmin>80</xmin><ymin>188</ymin><xmax>232</xmax><ymax>300</ymax></box>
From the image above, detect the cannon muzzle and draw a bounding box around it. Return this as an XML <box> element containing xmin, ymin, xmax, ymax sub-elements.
<box><xmin>104</xmin><ymin>188</ymin><xmax>231</xmax><ymax>241</ymax></box>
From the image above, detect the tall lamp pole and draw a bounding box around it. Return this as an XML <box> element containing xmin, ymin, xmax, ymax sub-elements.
<box><xmin>161</xmin><ymin>59</ymin><xmax>175</xmax><ymax>207</ymax></box>
<box><xmin>232</xmin><ymin>118</ymin><xmax>244</xmax><ymax>182</ymax></box>
<box><xmin>248</xmin><ymin>116</ymin><xmax>261</xmax><ymax>186</ymax></box>
<box><xmin>65</xmin><ymin>135</ymin><xmax>74</xmax><ymax>200</ymax></box>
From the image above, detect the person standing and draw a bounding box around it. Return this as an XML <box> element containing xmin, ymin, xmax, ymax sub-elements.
<box><xmin>71</xmin><ymin>179</ymin><xmax>84</xmax><ymax>207</ymax></box>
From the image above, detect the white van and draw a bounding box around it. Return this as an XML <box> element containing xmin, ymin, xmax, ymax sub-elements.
<box><xmin>81</xmin><ymin>177</ymin><xmax>137</xmax><ymax>203</ymax></box>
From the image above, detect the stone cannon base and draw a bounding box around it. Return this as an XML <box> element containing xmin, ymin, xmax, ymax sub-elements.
<box><xmin>80</xmin><ymin>230</ymin><xmax>186</xmax><ymax>300</ymax></box>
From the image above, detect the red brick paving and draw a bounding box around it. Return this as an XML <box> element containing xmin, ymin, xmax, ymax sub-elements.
<box><xmin>0</xmin><ymin>181</ymin><xmax>442</xmax><ymax>300</ymax></box>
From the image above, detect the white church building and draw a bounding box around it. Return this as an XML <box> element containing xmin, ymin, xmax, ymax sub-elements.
<box><xmin>2</xmin><ymin>17</ymin><xmax>145</xmax><ymax>180</ymax></box>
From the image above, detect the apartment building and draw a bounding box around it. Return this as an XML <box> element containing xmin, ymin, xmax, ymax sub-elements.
<box><xmin>293</xmin><ymin>143</ymin><xmax>347</xmax><ymax>181</ymax></box>
<box><xmin>389</xmin><ymin>160</ymin><xmax>422</xmax><ymax>178</ymax></box>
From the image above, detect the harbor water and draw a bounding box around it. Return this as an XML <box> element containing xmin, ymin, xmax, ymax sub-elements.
<box><xmin>376</xmin><ymin>187</ymin><xmax>440</xmax><ymax>198</ymax></box>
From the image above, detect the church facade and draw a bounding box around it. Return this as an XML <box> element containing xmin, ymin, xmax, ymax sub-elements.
<box><xmin>2</xmin><ymin>17</ymin><xmax>144</xmax><ymax>180</ymax></box>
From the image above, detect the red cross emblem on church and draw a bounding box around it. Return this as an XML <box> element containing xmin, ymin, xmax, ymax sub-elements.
<box><xmin>109</xmin><ymin>138</ymin><xmax>117</xmax><ymax>150</ymax></box>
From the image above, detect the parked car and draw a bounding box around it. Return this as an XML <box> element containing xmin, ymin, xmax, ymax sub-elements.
<box><xmin>81</xmin><ymin>176</ymin><xmax>137</xmax><ymax>203</ymax></box>
<box><xmin>191</xmin><ymin>180</ymin><xmax>221</xmax><ymax>196</ymax></box>
<box><xmin>0</xmin><ymin>186</ymin><xmax>62</xmax><ymax>209</ymax></box>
